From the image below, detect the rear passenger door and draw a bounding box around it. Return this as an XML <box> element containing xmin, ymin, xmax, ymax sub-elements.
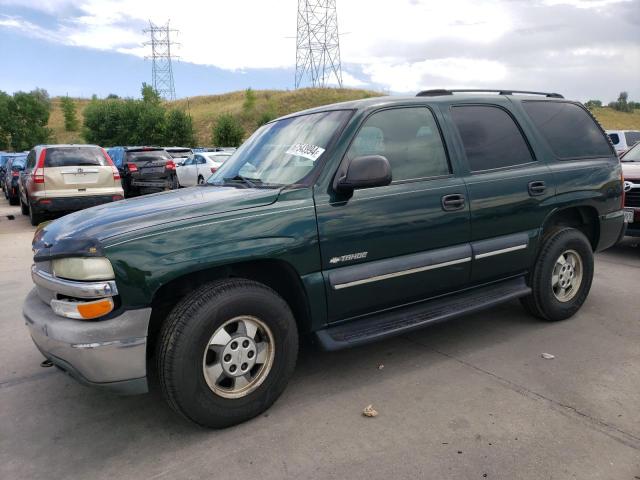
<box><xmin>315</xmin><ymin>106</ymin><xmax>471</xmax><ymax>322</ymax></box>
<box><xmin>448</xmin><ymin>103</ymin><xmax>555</xmax><ymax>284</ymax></box>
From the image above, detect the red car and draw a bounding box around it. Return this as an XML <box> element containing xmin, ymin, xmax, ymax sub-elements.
<box><xmin>621</xmin><ymin>142</ymin><xmax>640</xmax><ymax>236</ymax></box>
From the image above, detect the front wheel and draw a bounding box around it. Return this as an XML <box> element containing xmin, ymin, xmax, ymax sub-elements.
<box><xmin>157</xmin><ymin>279</ymin><xmax>298</xmax><ymax>428</ymax></box>
<box><xmin>521</xmin><ymin>227</ymin><xmax>594</xmax><ymax>321</ymax></box>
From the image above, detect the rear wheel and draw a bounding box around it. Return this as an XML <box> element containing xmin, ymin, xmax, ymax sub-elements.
<box><xmin>8</xmin><ymin>193</ymin><xmax>18</xmax><ymax>205</ymax></box>
<box><xmin>521</xmin><ymin>227</ymin><xmax>594</xmax><ymax>321</ymax></box>
<box><xmin>197</xmin><ymin>175</ymin><xmax>205</xmax><ymax>185</ymax></box>
<box><xmin>157</xmin><ymin>278</ymin><xmax>298</xmax><ymax>428</ymax></box>
<box><xmin>28</xmin><ymin>202</ymin><xmax>44</xmax><ymax>226</ymax></box>
<box><xmin>20</xmin><ymin>197</ymin><xmax>29</xmax><ymax>215</ymax></box>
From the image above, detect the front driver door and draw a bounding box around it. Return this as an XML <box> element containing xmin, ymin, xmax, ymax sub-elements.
<box><xmin>315</xmin><ymin>106</ymin><xmax>472</xmax><ymax>323</ymax></box>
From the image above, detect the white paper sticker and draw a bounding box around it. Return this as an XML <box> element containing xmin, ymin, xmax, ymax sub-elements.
<box><xmin>285</xmin><ymin>143</ymin><xmax>326</xmax><ymax>162</ymax></box>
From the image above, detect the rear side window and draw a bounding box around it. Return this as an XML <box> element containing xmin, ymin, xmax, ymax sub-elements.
<box><xmin>44</xmin><ymin>147</ymin><xmax>108</xmax><ymax>167</ymax></box>
<box><xmin>451</xmin><ymin>105</ymin><xmax>534</xmax><ymax>171</ymax></box>
<box><xmin>347</xmin><ymin>107</ymin><xmax>450</xmax><ymax>182</ymax></box>
<box><xmin>608</xmin><ymin>133</ymin><xmax>620</xmax><ymax>145</ymax></box>
<box><xmin>523</xmin><ymin>101</ymin><xmax>612</xmax><ymax>158</ymax></box>
<box><xmin>625</xmin><ymin>131</ymin><xmax>640</xmax><ymax>148</ymax></box>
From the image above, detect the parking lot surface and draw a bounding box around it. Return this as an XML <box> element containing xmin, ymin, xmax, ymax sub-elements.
<box><xmin>1</xmin><ymin>202</ymin><xmax>639</xmax><ymax>480</ymax></box>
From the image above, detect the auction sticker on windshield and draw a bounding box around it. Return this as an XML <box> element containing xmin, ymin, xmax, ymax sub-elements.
<box><xmin>286</xmin><ymin>143</ymin><xmax>326</xmax><ymax>161</ymax></box>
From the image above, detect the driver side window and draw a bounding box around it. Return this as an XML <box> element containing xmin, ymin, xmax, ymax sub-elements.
<box><xmin>347</xmin><ymin>107</ymin><xmax>450</xmax><ymax>182</ymax></box>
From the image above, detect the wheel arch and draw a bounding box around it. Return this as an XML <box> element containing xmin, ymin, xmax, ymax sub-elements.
<box><xmin>146</xmin><ymin>258</ymin><xmax>313</xmax><ymax>361</ymax></box>
<box><xmin>540</xmin><ymin>205</ymin><xmax>600</xmax><ymax>251</ymax></box>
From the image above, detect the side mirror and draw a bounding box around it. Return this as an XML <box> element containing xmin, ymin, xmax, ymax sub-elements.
<box><xmin>336</xmin><ymin>155</ymin><xmax>392</xmax><ymax>194</ymax></box>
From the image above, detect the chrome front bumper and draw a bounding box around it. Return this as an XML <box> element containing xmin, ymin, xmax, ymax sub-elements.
<box><xmin>23</xmin><ymin>288</ymin><xmax>151</xmax><ymax>395</ymax></box>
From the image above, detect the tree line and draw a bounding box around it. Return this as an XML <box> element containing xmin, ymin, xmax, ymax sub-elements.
<box><xmin>585</xmin><ymin>91</ymin><xmax>639</xmax><ymax>113</ymax></box>
<box><xmin>82</xmin><ymin>84</ymin><xmax>196</xmax><ymax>147</ymax></box>
<box><xmin>1</xmin><ymin>87</ymin><xmax>637</xmax><ymax>152</ymax></box>
<box><xmin>0</xmin><ymin>88</ymin><xmax>52</xmax><ymax>151</ymax></box>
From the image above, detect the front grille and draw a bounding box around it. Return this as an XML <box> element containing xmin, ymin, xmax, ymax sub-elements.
<box><xmin>625</xmin><ymin>190</ymin><xmax>640</xmax><ymax>208</ymax></box>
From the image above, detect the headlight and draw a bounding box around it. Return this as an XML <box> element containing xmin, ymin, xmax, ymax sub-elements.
<box><xmin>52</xmin><ymin>257</ymin><xmax>115</xmax><ymax>281</ymax></box>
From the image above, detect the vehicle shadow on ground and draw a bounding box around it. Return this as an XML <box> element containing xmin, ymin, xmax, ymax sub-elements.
<box><xmin>27</xmin><ymin>299</ymin><xmax>538</xmax><ymax>435</ymax></box>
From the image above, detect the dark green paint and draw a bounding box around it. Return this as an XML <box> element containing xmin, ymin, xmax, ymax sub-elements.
<box><xmin>33</xmin><ymin>94</ymin><xmax>625</xmax><ymax>334</ymax></box>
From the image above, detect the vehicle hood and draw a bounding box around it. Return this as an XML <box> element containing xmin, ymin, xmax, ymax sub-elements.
<box><xmin>33</xmin><ymin>186</ymin><xmax>280</xmax><ymax>259</ymax></box>
<box><xmin>622</xmin><ymin>162</ymin><xmax>640</xmax><ymax>180</ymax></box>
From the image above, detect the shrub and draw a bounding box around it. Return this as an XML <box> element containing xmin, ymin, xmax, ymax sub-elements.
<box><xmin>584</xmin><ymin>99</ymin><xmax>602</xmax><ymax>109</ymax></box>
<box><xmin>609</xmin><ymin>92</ymin><xmax>633</xmax><ymax>113</ymax></box>
<box><xmin>61</xmin><ymin>96</ymin><xmax>79</xmax><ymax>131</ymax></box>
<box><xmin>164</xmin><ymin>109</ymin><xmax>195</xmax><ymax>146</ymax></box>
<box><xmin>212</xmin><ymin>113</ymin><xmax>245</xmax><ymax>147</ymax></box>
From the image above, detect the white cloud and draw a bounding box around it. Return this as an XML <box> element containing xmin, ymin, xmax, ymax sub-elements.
<box><xmin>542</xmin><ymin>0</ymin><xmax>632</xmax><ymax>8</ymax></box>
<box><xmin>0</xmin><ymin>0</ymin><xmax>638</xmax><ymax>98</ymax></box>
<box><xmin>363</xmin><ymin>58</ymin><xmax>508</xmax><ymax>92</ymax></box>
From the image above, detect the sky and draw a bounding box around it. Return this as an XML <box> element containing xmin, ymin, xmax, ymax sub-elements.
<box><xmin>0</xmin><ymin>0</ymin><xmax>638</xmax><ymax>102</ymax></box>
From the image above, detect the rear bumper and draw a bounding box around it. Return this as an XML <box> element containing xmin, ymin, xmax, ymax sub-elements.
<box><xmin>23</xmin><ymin>288</ymin><xmax>151</xmax><ymax>394</ymax></box>
<box><xmin>597</xmin><ymin>210</ymin><xmax>626</xmax><ymax>250</ymax></box>
<box><xmin>32</xmin><ymin>194</ymin><xmax>123</xmax><ymax>213</ymax></box>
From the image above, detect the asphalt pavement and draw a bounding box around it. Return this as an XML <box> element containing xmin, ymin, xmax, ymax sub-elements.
<box><xmin>0</xmin><ymin>201</ymin><xmax>638</xmax><ymax>480</ymax></box>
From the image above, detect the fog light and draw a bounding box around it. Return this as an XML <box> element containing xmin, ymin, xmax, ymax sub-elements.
<box><xmin>51</xmin><ymin>298</ymin><xmax>114</xmax><ymax>320</ymax></box>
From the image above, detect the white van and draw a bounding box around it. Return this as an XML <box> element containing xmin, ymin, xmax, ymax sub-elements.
<box><xmin>606</xmin><ymin>130</ymin><xmax>640</xmax><ymax>154</ymax></box>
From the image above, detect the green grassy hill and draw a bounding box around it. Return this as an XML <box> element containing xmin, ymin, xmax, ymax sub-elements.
<box><xmin>47</xmin><ymin>89</ymin><xmax>640</xmax><ymax>146</ymax></box>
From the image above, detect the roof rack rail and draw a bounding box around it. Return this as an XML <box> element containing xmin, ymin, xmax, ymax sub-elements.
<box><xmin>416</xmin><ymin>89</ymin><xmax>564</xmax><ymax>99</ymax></box>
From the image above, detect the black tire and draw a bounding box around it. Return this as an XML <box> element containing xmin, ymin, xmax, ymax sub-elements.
<box><xmin>8</xmin><ymin>194</ymin><xmax>18</xmax><ymax>206</ymax></box>
<box><xmin>157</xmin><ymin>278</ymin><xmax>298</xmax><ymax>428</ymax></box>
<box><xmin>20</xmin><ymin>197</ymin><xmax>29</xmax><ymax>215</ymax></box>
<box><xmin>197</xmin><ymin>175</ymin><xmax>204</xmax><ymax>185</ymax></box>
<box><xmin>521</xmin><ymin>227</ymin><xmax>594</xmax><ymax>321</ymax></box>
<box><xmin>29</xmin><ymin>202</ymin><xmax>44</xmax><ymax>226</ymax></box>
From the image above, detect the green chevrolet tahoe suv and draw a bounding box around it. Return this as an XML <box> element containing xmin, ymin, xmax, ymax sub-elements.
<box><xmin>24</xmin><ymin>89</ymin><xmax>626</xmax><ymax>428</ymax></box>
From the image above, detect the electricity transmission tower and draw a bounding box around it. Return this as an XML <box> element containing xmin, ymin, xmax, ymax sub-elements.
<box><xmin>295</xmin><ymin>0</ymin><xmax>343</xmax><ymax>89</ymax></box>
<box><xmin>143</xmin><ymin>20</ymin><xmax>178</xmax><ymax>100</ymax></box>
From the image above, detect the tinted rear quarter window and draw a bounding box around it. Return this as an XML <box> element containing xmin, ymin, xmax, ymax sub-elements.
<box><xmin>451</xmin><ymin>105</ymin><xmax>533</xmax><ymax>171</ymax></box>
<box><xmin>608</xmin><ymin>133</ymin><xmax>620</xmax><ymax>145</ymax></box>
<box><xmin>45</xmin><ymin>147</ymin><xmax>108</xmax><ymax>167</ymax></box>
<box><xmin>522</xmin><ymin>101</ymin><xmax>612</xmax><ymax>158</ymax></box>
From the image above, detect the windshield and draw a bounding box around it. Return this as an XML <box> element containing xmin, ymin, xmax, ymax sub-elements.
<box><xmin>622</xmin><ymin>143</ymin><xmax>640</xmax><ymax>162</ymax></box>
<box><xmin>167</xmin><ymin>149</ymin><xmax>192</xmax><ymax>158</ymax></box>
<box><xmin>11</xmin><ymin>155</ymin><xmax>27</xmax><ymax>169</ymax></box>
<box><xmin>208</xmin><ymin>110</ymin><xmax>350</xmax><ymax>187</ymax></box>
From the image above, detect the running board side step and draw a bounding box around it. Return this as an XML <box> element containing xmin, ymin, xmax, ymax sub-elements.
<box><xmin>316</xmin><ymin>277</ymin><xmax>531</xmax><ymax>351</ymax></box>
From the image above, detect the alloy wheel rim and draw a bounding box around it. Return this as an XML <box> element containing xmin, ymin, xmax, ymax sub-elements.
<box><xmin>551</xmin><ymin>249</ymin><xmax>583</xmax><ymax>302</ymax></box>
<box><xmin>202</xmin><ymin>315</ymin><xmax>275</xmax><ymax>399</ymax></box>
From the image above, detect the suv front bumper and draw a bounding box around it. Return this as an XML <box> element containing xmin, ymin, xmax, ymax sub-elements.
<box><xmin>23</xmin><ymin>288</ymin><xmax>151</xmax><ymax>394</ymax></box>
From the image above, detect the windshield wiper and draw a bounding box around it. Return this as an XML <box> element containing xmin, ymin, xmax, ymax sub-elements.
<box><xmin>222</xmin><ymin>175</ymin><xmax>262</xmax><ymax>188</ymax></box>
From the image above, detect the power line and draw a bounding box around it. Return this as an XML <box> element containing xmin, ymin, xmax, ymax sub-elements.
<box><xmin>295</xmin><ymin>0</ymin><xmax>343</xmax><ymax>89</ymax></box>
<box><xmin>143</xmin><ymin>20</ymin><xmax>179</xmax><ymax>100</ymax></box>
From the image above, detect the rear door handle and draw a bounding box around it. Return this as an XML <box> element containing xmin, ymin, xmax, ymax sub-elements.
<box><xmin>441</xmin><ymin>193</ymin><xmax>466</xmax><ymax>211</ymax></box>
<box><xmin>528</xmin><ymin>181</ymin><xmax>546</xmax><ymax>196</ymax></box>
